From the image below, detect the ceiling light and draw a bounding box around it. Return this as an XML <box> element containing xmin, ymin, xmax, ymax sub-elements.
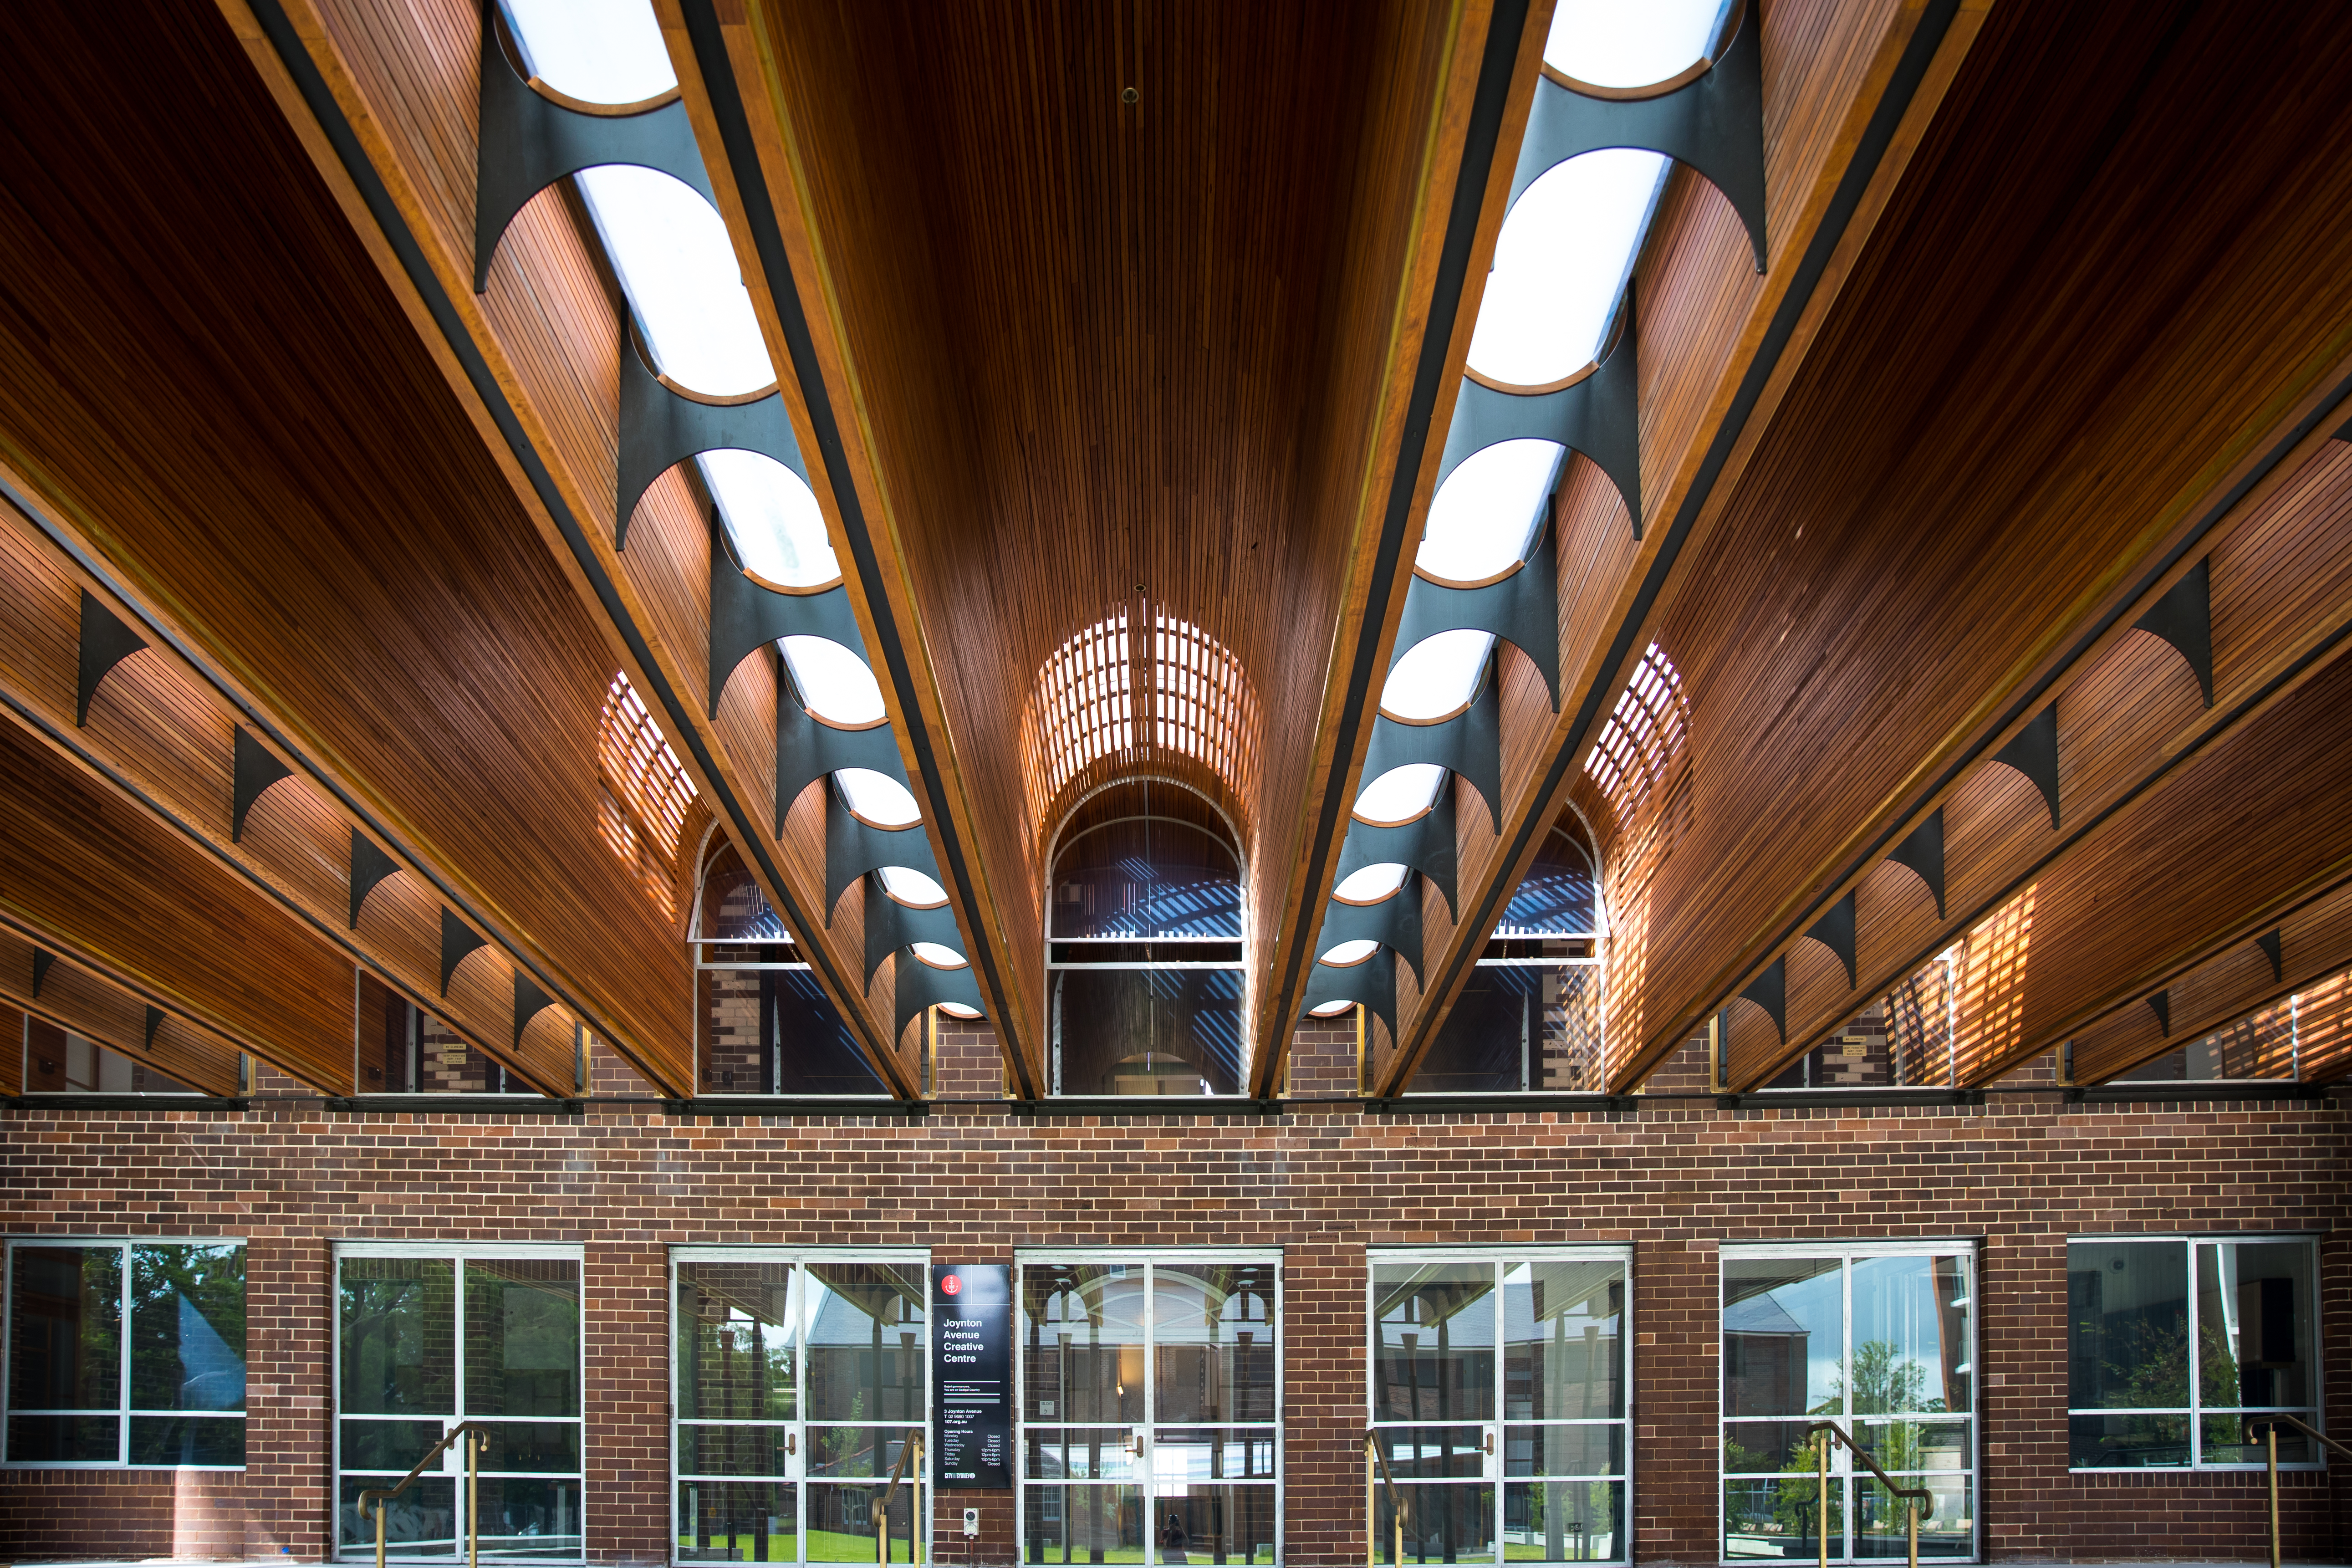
<box><xmin>576</xmin><ymin>164</ymin><xmax>774</xmax><ymax>398</ymax></box>
<box><xmin>1381</xmin><ymin>629</ymin><xmax>1493</xmax><ymax>722</ymax></box>
<box><xmin>1468</xmin><ymin>149</ymin><xmax>1666</xmax><ymax>387</ymax></box>
<box><xmin>780</xmin><ymin>636</ymin><xmax>885</xmax><ymax>726</ymax></box>
<box><xmin>702</xmin><ymin>450</ymin><xmax>839</xmax><ymax>587</ymax></box>
<box><xmin>1543</xmin><ymin>0</ymin><xmax>1726</xmax><ymax>89</ymax></box>
<box><xmin>498</xmin><ymin>0</ymin><xmax>675</xmax><ymax>105</ymax></box>
<box><xmin>1420</xmin><ymin>439</ymin><xmax>1561</xmax><ymax>582</ymax></box>
<box><xmin>1355</xmin><ymin>765</ymin><xmax>1445</xmax><ymax>825</ymax></box>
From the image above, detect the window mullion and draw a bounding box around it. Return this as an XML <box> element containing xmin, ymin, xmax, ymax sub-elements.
<box><xmin>117</xmin><ymin>1241</ymin><xmax>132</xmax><ymax>1466</ymax></box>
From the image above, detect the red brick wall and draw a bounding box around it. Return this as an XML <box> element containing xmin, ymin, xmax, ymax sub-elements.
<box><xmin>0</xmin><ymin>1047</ymin><xmax>2342</xmax><ymax>1564</ymax></box>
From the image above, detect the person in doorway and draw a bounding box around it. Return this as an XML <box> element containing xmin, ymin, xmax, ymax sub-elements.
<box><xmin>1159</xmin><ymin>1512</ymin><xmax>1189</xmax><ymax>1564</ymax></box>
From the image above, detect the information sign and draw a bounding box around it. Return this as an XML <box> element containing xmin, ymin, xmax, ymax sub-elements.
<box><xmin>931</xmin><ymin>1263</ymin><xmax>1012</xmax><ymax>1489</ymax></box>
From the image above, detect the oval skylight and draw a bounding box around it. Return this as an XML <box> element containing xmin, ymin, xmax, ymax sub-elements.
<box><xmin>939</xmin><ymin>1002</ymin><xmax>984</xmax><ymax>1019</ymax></box>
<box><xmin>1419</xmin><ymin>439</ymin><xmax>1561</xmax><ymax>582</ymax></box>
<box><xmin>701</xmin><ymin>450</ymin><xmax>839</xmax><ymax>587</ymax></box>
<box><xmin>835</xmin><ymin>768</ymin><xmax>918</xmax><ymax>827</ymax></box>
<box><xmin>1308</xmin><ymin>999</ymin><xmax>1357</xmax><ymax>1017</ymax></box>
<box><xmin>1542</xmin><ymin>0</ymin><xmax>1725</xmax><ymax>89</ymax></box>
<box><xmin>1321</xmin><ymin>940</ymin><xmax>1379</xmax><ymax>967</ymax></box>
<box><xmin>1466</xmin><ymin>149</ymin><xmax>1667</xmax><ymax>388</ymax></box>
<box><xmin>576</xmin><ymin>164</ymin><xmax>774</xmax><ymax>398</ymax></box>
<box><xmin>910</xmin><ymin>942</ymin><xmax>967</xmax><ymax>969</ymax></box>
<box><xmin>1355</xmin><ymin>765</ymin><xmax>1445</xmax><ymax>825</ymax></box>
<box><xmin>878</xmin><ymin>867</ymin><xmax>948</xmax><ymax>906</ymax></box>
<box><xmin>780</xmin><ymin>636</ymin><xmax>884</xmax><ymax>725</ymax></box>
<box><xmin>1381</xmin><ymin>629</ymin><xmax>1493</xmax><ymax>721</ymax></box>
<box><xmin>500</xmin><ymin>0</ymin><xmax>677</xmax><ymax>105</ymax></box>
<box><xmin>1334</xmin><ymin>863</ymin><xmax>1410</xmax><ymax>903</ymax></box>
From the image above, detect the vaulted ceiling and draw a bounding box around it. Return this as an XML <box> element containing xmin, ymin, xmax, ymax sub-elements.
<box><xmin>0</xmin><ymin>0</ymin><xmax>2344</xmax><ymax>1100</ymax></box>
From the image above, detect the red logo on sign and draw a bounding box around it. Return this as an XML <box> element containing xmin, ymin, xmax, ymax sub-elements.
<box><xmin>941</xmin><ymin>1274</ymin><xmax>962</xmax><ymax>1296</ymax></box>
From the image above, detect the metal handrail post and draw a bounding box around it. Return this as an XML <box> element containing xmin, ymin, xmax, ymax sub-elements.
<box><xmin>1908</xmin><ymin>1501</ymin><xmax>1918</xmax><ymax>1568</ymax></box>
<box><xmin>358</xmin><ymin>1419</ymin><xmax>493</xmax><ymax>1568</ymax></box>
<box><xmin>468</xmin><ymin>1430</ymin><xmax>480</xmax><ymax>1568</ymax></box>
<box><xmin>1366</xmin><ymin>1441</ymin><xmax>1375</xmax><ymax>1568</ymax></box>
<box><xmin>374</xmin><ymin>1494</ymin><xmax>387</xmax><ymax>1568</ymax></box>
<box><xmin>1816</xmin><ymin>1429</ymin><xmax>1830</xmax><ymax>1568</ymax></box>
<box><xmin>1363</xmin><ymin>1429</ymin><xmax>1408</xmax><ymax>1567</ymax></box>
<box><xmin>2268</xmin><ymin>1423</ymin><xmax>2280</xmax><ymax>1568</ymax></box>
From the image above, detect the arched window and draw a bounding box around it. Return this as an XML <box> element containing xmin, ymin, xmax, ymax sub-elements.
<box><xmin>599</xmin><ymin>672</ymin><xmax>696</xmax><ymax>920</ymax></box>
<box><xmin>687</xmin><ymin>838</ymin><xmax>882</xmax><ymax>1097</ymax></box>
<box><xmin>1046</xmin><ymin>780</ymin><xmax>1245</xmax><ymax>1097</ymax></box>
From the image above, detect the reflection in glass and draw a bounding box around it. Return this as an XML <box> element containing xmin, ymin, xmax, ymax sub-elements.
<box><xmin>678</xmin><ymin>1262</ymin><xmax>796</xmax><ymax>1423</ymax></box>
<box><xmin>805</xmin><ymin>1265</ymin><xmax>925</xmax><ymax>1427</ymax></box>
<box><xmin>1155</xmin><ymin>1483</ymin><xmax>1277</xmax><ymax>1563</ymax></box>
<box><xmin>1503</xmin><ymin>1481</ymin><xmax>1620</xmax><ymax>1563</ymax></box>
<box><xmin>2201</xmin><ymin>1414</ymin><xmax>2311</xmax><ymax>1466</ymax></box>
<box><xmin>1854</xmin><ymin>1475</ymin><xmax>1970</xmax><ymax>1559</ymax></box>
<box><xmin>678</xmin><ymin>1480</ymin><xmax>797</xmax><ymax>1563</ymax></box>
<box><xmin>1024</xmin><ymin>1483</ymin><xmax>1142</xmax><ymax>1563</ymax></box>
<box><xmin>2195</xmin><ymin>1241</ymin><xmax>2312</xmax><ymax>1410</ymax></box>
<box><xmin>470</xmin><ymin>1476</ymin><xmax>583</xmax><ymax>1560</ymax></box>
<box><xmin>1374</xmin><ymin>1263</ymin><xmax>1497</xmax><ymax>1423</ymax></box>
<box><xmin>128</xmin><ymin>1414</ymin><xmax>244</xmax><ymax>1466</ymax></box>
<box><xmin>1023</xmin><ymin>1265</ymin><xmax>1146</xmax><ymax>1426</ymax></box>
<box><xmin>339</xmin><ymin>1476</ymin><xmax>456</xmax><ymax>1557</ymax></box>
<box><xmin>1378</xmin><ymin>1482</ymin><xmax>1497</xmax><ymax>1565</ymax></box>
<box><xmin>1849</xmin><ymin>1256</ymin><xmax>1969</xmax><ymax>1415</ymax></box>
<box><xmin>464</xmin><ymin>1258</ymin><xmax>580</xmax><ymax>1417</ymax></box>
<box><xmin>1723</xmin><ymin>1476</ymin><xmax>1840</xmax><ymax>1562</ymax></box>
<box><xmin>1153</xmin><ymin>1265</ymin><xmax>1275</xmax><ymax>1424</ymax></box>
<box><xmin>7</xmin><ymin>1245</ymin><xmax>122</xmax><ymax>1426</ymax></box>
<box><xmin>1051</xmin><ymin>970</ymin><xmax>1244</xmax><ymax>1098</ymax></box>
<box><xmin>340</xmin><ymin>1257</ymin><xmax>454</xmax><ymax>1416</ymax></box>
<box><xmin>131</xmin><ymin>1243</ymin><xmax>246</xmax><ymax>1415</ymax></box>
<box><xmin>1025</xmin><ymin>1428</ymin><xmax>1141</xmax><ymax>1482</ymax></box>
<box><xmin>1374</xmin><ymin>1427</ymin><xmax>1488</xmax><ymax>1482</ymax></box>
<box><xmin>1504</xmin><ymin>1261</ymin><xmax>1622</xmax><ymax>1421</ymax></box>
<box><xmin>1503</xmin><ymin>1424</ymin><xmax>1620</xmax><ymax>1479</ymax></box>
<box><xmin>1721</xmin><ymin>1258</ymin><xmax>1838</xmax><ymax>1417</ymax></box>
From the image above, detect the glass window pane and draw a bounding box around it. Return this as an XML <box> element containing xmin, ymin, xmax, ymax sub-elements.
<box><xmin>804</xmin><ymin>1264</ymin><xmax>926</xmax><ymax>1425</ymax></box>
<box><xmin>1503</xmin><ymin>1479</ymin><xmax>1621</xmax><ymax>1563</ymax></box>
<box><xmin>1152</xmin><ymin>1263</ymin><xmax>1275</xmax><ymax>1423</ymax></box>
<box><xmin>1151</xmin><ymin>1428</ymin><xmax>1278</xmax><ymax>1484</ymax></box>
<box><xmin>339</xmin><ymin>1475</ymin><xmax>457</xmax><ymax>1557</ymax></box>
<box><xmin>1854</xmin><ymin>1419</ymin><xmax>1970</xmax><ymax>1474</ymax></box>
<box><xmin>1504</xmin><ymin>1260</ymin><xmax>1622</xmax><ymax>1420</ymax></box>
<box><xmin>806</xmin><ymin>1480</ymin><xmax>915</xmax><ymax>1561</ymax></box>
<box><xmin>1373</xmin><ymin>1426</ymin><xmax>1488</xmax><ymax>1481</ymax></box>
<box><xmin>464</xmin><ymin>1258</ymin><xmax>580</xmax><ymax>1418</ymax></box>
<box><xmin>1848</xmin><ymin>1256</ymin><xmax>1968</xmax><ymax>1415</ymax></box>
<box><xmin>5</xmin><ymin>1412</ymin><xmax>119</xmax><ymax>1462</ymax></box>
<box><xmin>1723</xmin><ymin>1258</ymin><xmax>1840</xmax><ymax>1417</ymax></box>
<box><xmin>806</xmin><ymin>1423</ymin><xmax>919</xmax><ymax>1480</ymax></box>
<box><xmin>1504</xmin><ymin>1423</ymin><xmax>1621</xmax><ymax>1478</ymax></box>
<box><xmin>128</xmin><ymin>1413</ymin><xmax>244</xmax><ymax>1466</ymax></box>
<box><xmin>2196</xmin><ymin>1241</ymin><xmax>2313</xmax><ymax>1410</ymax></box>
<box><xmin>1374</xmin><ymin>1263</ymin><xmax>1496</xmax><ymax>1423</ymax></box>
<box><xmin>1156</xmin><ymin>1483</ymin><xmax>1276</xmax><ymax>1564</ymax></box>
<box><xmin>1051</xmin><ymin>968</ymin><xmax>1245</xmax><ymax>1097</ymax></box>
<box><xmin>475</xmin><ymin>1420</ymin><xmax>580</xmax><ymax>1474</ymax></box>
<box><xmin>1722</xmin><ymin>1421</ymin><xmax>1825</xmax><ymax>1476</ymax></box>
<box><xmin>677</xmin><ymin>1479</ymin><xmax>797</xmax><ymax>1562</ymax></box>
<box><xmin>678</xmin><ymin>1261</ymin><xmax>796</xmax><ymax>1421</ymax></box>
<box><xmin>1855</xmin><ymin>1475</ymin><xmax>1969</xmax><ymax>1558</ymax></box>
<box><xmin>339</xmin><ymin>1256</ymin><xmax>454</xmax><ymax>1415</ymax></box>
<box><xmin>1025</xmin><ymin>1426</ymin><xmax>1141</xmax><ymax>1481</ymax></box>
<box><xmin>2067</xmin><ymin>1411</ymin><xmax>2189</xmax><ymax>1468</ymax></box>
<box><xmin>1022</xmin><ymin>1263</ymin><xmax>1145</xmax><ymax>1425</ymax></box>
<box><xmin>679</xmin><ymin>1423</ymin><xmax>797</xmax><ymax>1479</ymax></box>
<box><xmin>2201</xmin><ymin>1413</ymin><xmax>2316</xmax><ymax>1465</ymax></box>
<box><xmin>339</xmin><ymin>1418</ymin><xmax>447</xmax><ymax>1473</ymax></box>
<box><xmin>1381</xmin><ymin>1481</ymin><xmax>1496</xmax><ymax>1565</ymax></box>
<box><xmin>2065</xmin><ymin>1241</ymin><xmax>2187</xmax><ymax>1415</ymax></box>
<box><xmin>130</xmin><ymin>1242</ymin><xmax>245</xmax><ymax>1413</ymax></box>
<box><xmin>1723</xmin><ymin>1475</ymin><xmax>1839</xmax><ymax>1562</ymax></box>
<box><xmin>8</xmin><ymin>1244</ymin><xmax>122</xmax><ymax>1413</ymax></box>
<box><xmin>474</xmin><ymin>1476</ymin><xmax>582</xmax><ymax>1559</ymax></box>
<box><xmin>1024</xmin><ymin>1483</ymin><xmax>1144</xmax><ymax>1563</ymax></box>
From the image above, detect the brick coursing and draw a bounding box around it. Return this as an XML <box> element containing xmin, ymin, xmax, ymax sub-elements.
<box><xmin>0</xmin><ymin>1039</ymin><xmax>2341</xmax><ymax>1564</ymax></box>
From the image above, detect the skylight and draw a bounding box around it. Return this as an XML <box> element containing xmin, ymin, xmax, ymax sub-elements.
<box><xmin>1467</xmin><ymin>150</ymin><xmax>1665</xmax><ymax>387</ymax></box>
<box><xmin>1418</xmin><ymin>439</ymin><xmax>1561</xmax><ymax>582</ymax></box>
<box><xmin>1321</xmin><ymin>940</ymin><xmax>1379</xmax><ymax>966</ymax></box>
<box><xmin>879</xmin><ymin>868</ymin><xmax>949</xmax><ymax>906</ymax></box>
<box><xmin>1543</xmin><ymin>0</ymin><xmax>1724</xmax><ymax>89</ymax></box>
<box><xmin>1355</xmin><ymin>764</ymin><xmax>1447</xmax><ymax>825</ymax></box>
<box><xmin>1334</xmin><ymin>864</ymin><xmax>1411</xmax><ymax>903</ymax></box>
<box><xmin>781</xmin><ymin>637</ymin><xmax>885</xmax><ymax>726</ymax></box>
<box><xmin>703</xmin><ymin>450</ymin><xmax>838</xmax><ymax>587</ymax></box>
<box><xmin>910</xmin><ymin>943</ymin><xmax>967</xmax><ymax>969</ymax></box>
<box><xmin>576</xmin><ymin>166</ymin><xmax>772</xmax><ymax>398</ymax></box>
<box><xmin>1381</xmin><ymin>629</ymin><xmax>1493</xmax><ymax>722</ymax></box>
<box><xmin>1308</xmin><ymin>999</ymin><xmax>1357</xmax><ymax>1017</ymax></box>
<box><xmin>836</xmin><ymin>769</ymin><xmax>918</xmax><ymax>827</ymax></box>
<box><xmin>499</xmin><ymin>0</ymin><xmax>675</xmax><ymax>104</ymax></box>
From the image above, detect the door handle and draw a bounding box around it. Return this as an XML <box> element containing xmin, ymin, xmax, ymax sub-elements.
<box><xmin>788</xmin><ymin>1431</ymin><xmax>798</xmax><ymax>1456</ymax></box>
<box><xmin>1482</xmin><ymin>1431</ymin><xmax>1494</xmax><ymax>1456</ymax></box>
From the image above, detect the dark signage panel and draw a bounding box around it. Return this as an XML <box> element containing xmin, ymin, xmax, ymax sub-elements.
<box><xmin>932</xmin><ymin>1263</ymin><xmax>1012</xmax><ymax>1489</ymax></box>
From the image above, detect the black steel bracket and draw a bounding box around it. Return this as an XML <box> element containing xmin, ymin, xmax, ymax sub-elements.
<box><xmin>616</xmin><ymin>327</ymin><xmax>808</xmax><ymax>550</ymax></box>
<box><xmin>1363</xmin><ymin>660</ymin><xmax>1505</xmax><ymax>834</ymax></box>
<box><xmin>1804</xmin><ymin>889</ymin><xmax>1857</xmax><ymax>989</ymax></box>
<box><xmin>864</xmin><ymin>879</ymin><xmax>964</xmax><ymax>987</ymax></box>
<box><xmin>1301</xmin><ymin>946</ymin><xmax>1398</xmax><ymax>1043</ymax></box>
<box><xmin>473</xmin><ymin>5</ymin><xmax>715</xmax><ymax>292</ymax></box>
<box><xmin>777</xmin><ymin>691</ymin><xmax>908</xmax><ymax>832</ymax></box>
<box><xmin>2146</xmin><ymin>989</ymin><xmax>2171</xmax><ymax>1037</ymax></box>
<box><xmin>825</xmin><ymin>788</ymin><xmax>944</xmax><ymax>914</ymax></box>
<box><xmin>76</xmin><ymin>589</ymin><xmax>148</xmax><ymax>727</ymax></box>
<box><xmin>143</xmin><ymin>1006</ymin><xmax>164</xmax><ymax>1051</ymax></box>
<box><xmin>1319</xmin><ymin>880</ymin><xmax>1426</xmax><ymax>983</ymax></box>
<box><xmin>515</xmin><ymin>973</ymin><xmax>558</xmax><ymax>1050</ymax></box>
<box><xmin>1334</xmin><ymin>787</ymin><xmax>1459</xmax><ymax>919</ymax></box>
<box><xmin>2133</xmin><ymin>556</ymin><xmax>2214</xmax><ymax>707</ymax></box>
<box><xmin>1437</xmin><ymin>296</ymin><xmax>1642</xmax><ymax>533</ymax></box>
<box><xmin>710</xmin><ymin>526</ymin><xmax>867</xmax><ymax>717</ymax></box>
<box><xmin>31</xmin><ymin>949</ymin><xmax>52</xmax><ymax>996</ymax></box>
<box><xmin>1740</xmin><ymin>955</ymin><xmax>1788</xmax><ymax>1042</ymax></box>
<box><xmin>1390</xmin><ymin>522</ymin><xmax>1559</xmax><ymax>711</ymax></box>
<box><xmin>230</xmin><ymin>726</ymin><xmax>294</xmax><ymax>843</ymax></box>
<box><xmin>439</xmin><ymin>907</ymin><xmax>488</xmax><ymax>996</ymax></box>
<box><xmin>1990</xmin><ymin>704</ymin><xmax>2061</xmax><ymax>829</ymax></box>
<box><xmin>1888</xmin><ymin>807</ymin><xmax>1946</xmax><ymax>918</ymax></box>
<box><xmin>893</xmin><ymin>956</ymin><xmax>985</xmax><ymax>1045</ymax></box>
<box><xmin>2259</xmin><ymin>927</ymin><xmax>2284</xmax><ymax>983</ymax></box>
<box><xmin>1510</xmin><ymin>2</ymin><xmax>1768</xmax><ymax>272</ymax></box>
<box><xmin>349</xmin><ymin>830</ymin><xmax>403</xmax><ymax>929</ymax></box>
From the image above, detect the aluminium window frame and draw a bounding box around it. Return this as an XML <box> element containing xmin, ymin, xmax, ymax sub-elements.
<box><xmin>1365</xmin><ymin>1243</ymin><xmax>1636</xmax><ymax>1567</ymax></box>
<box><xmin>1012</xmin><ymin>1246</ymin><xmax>1284</xmax><ymax>1566</ymax></box>
<box><xmin>0</xmin><ymin>1234</ymin><xmax>250</xmax><ymax>1471</ymax></box>
<box><xmin>330</xmin><ymin>1240</ymin><xmax>587</xmax><ymax>1565</ymax></box>
<box><xmin>1717</xmin><ymin>1237</ymin><xmax>1981</xmax><ymax>1568</ymax></box>
<box><xmin>2064</xmin><ymin>1231</ymin><xmax>2327</xmax><ymax>1473</ymax></box>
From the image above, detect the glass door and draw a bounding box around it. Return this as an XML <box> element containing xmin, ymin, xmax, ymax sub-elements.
<box><xmin>1018</xmin><ymin>1254</ymin><xmax>1280</xmax><ymax>1564</ymax></box>
<box><xmin>334</xmin><ymin>1246</ymin><xmax>583</xmax><ymax>1561</ymax></box>
<box><xmin>673</xmin><ymin>1251</ymin><xmax>929</xmax><ymax>1563</ymax></box>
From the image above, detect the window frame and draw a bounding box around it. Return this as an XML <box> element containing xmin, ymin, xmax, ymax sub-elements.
<box><xmin>667</xmin><ymin>1245</ymin><xmax>934</xmax><ymax>1566</ymax></box>
<box><xmin>1717</xmin><ymin>1238</ymin><xmax>1980</xmax><ymax>1567</ymax></box>
<box><xmin>1366</xmin><ymin>1243</ymin><xmax>1635</xmax><ymax>1566</ymax></box>
<box><xmin>331</xmin><ymin>1240</ymin><xmax>587</xmax><ymax>1563</ymax></box>
<box><xmin>2064</xmin><ymin>1232</ymin><xmax>2326</xmax><ymax>1472</ymax></box>
<box><xmin>1014</xmin><ymin>1246</ymin><xmax>1284</xmax><ymax>1565</ymax></box>
<box><xmin>0</xmin><ymin>1235</ymin><xmax>249</xmax><ymax>1471</ymax></box>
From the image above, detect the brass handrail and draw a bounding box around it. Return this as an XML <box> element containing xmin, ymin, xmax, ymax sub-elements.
<box><xmin>1804</xmin><ymin>1421</ymin><xmax>1933</xmax><ymax>1568</ymax></box>
<box><xmin>1361</xmin><ymin>1430</ymin><xmax>1407</xmax><ymax>1568</ymax></box>
<box><xmin>2250</xmin><ymin>1415</ymin><xmax>2350</xmax><ymax>1568</ymax></box>
<box><xmin>874</xmin><ymin>1426</ymin><xmax>925</xmax><ymax>1565</ymax></box>
<box><xmin>357</xmin><ymin>1420</ymin><xmax>494</xmax><ymax>1568</ymax></box>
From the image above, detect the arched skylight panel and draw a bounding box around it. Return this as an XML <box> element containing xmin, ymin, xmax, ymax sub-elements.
<box><xmin>909</xmin><ymin>943</ymin><xmax>967</xmax><ymax>969</ymax></box>
<box><xmin>1466</xmin><ymin>149</ymin><xmax>1667</xmax><ymax>388</ymax></box>
<box><xmin>1356</xmin><ymin>764</ymin><xmax>1447</xmax><ymax>826</ymax></box>
<box><xmin>834</xmin><ymin>768</ymin><xmax>918</xmax><ymax>827</ymax></box>
<box><xmin>701</xmin><ymin>449</ymin><xmax>839</xmax><ymax>588</ymax></box>
<box><xmin>878</xmin><ymin>867</ymin><xmax>948</xmax><ymax>906</ymax></box>
<box><xmin>1543</xmin><ymin>0</ymin><xmax>1728</xmax><ymax>88</ymax></box>
<box><xmin>498</xmin><ymin>0</ymin><xmax>676</xmax><ymax>104</ymax></box>
<box><xmin>1381</xmin><ymin>628</ymin><xmax>1494</xmax><ymax>722</ymax></box>
<box><xmin>1334</xmin><ymin>863</ymin><xmax>1411</xmax><ymax>903</ymax></box>
<box><xmin>1418</xmin><ymin>439</ymin><xmax>1562</xmax><ymax>583</ymax></box>
<box><xmin>780</xmin><ymin>635</ymin><xmax>885</xmax><ymax>726</ymax></box>
<box><xmin>1321</xmin><ymin>940</ymin><xmax>1380</xmax><ymax>966</ymax></box>
<box><xmin>576</xmin><ymin>165</ymin><xmax>774</xmax><ymax>398</ymax></box>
